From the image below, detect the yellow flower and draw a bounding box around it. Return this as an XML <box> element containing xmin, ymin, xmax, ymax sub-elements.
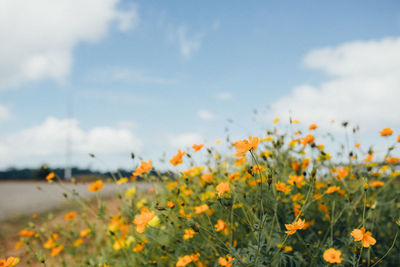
<box><xmin>116</xmin><ymin>177</ymin><xmax>128</xmax><ymax>184</ymax></box>
<box><xmin>125</xmin><ymin>186</ymin><xmax>136</xmax><ymax>198</ymax></box>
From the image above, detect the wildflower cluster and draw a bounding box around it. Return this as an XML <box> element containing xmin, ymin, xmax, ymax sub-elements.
<box><xmin>7</xmin><ymin>123</ymin><xmax>400</xmax><ymax>266</ymax></box>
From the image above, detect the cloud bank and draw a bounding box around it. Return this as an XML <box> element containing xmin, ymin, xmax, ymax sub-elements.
<box><xmin>267</xmin><ymin>37</ymin><xmax>400</xmax><ymax>132</ymax></box>
<box><xmin>0</xmin><ymin>0</ymin><xmax>138</xmax><ymax>89</ymax></box>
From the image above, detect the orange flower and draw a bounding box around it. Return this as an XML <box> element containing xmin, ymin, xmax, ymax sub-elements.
<box><xmin>285</xmin><ymin>218</ymin><xmax>305</xmax><ymax>235</ymax></box>
<box><xmin>364</xmin><ymin>154</ymin><xmax>374</xmax><ymax>162</ymax></box>
<box><xmin>216</xmin><ymin>182</ymin><xmax>230</xmax><ymax>197</ymax></box>
<box><xmin>300</xmin><ymin>134</ymin><xmax>314</xmax><ymax>146</ymax></box>
<box><xmin>227</xmin><ymin>172</ymin><xmax>239</xmax><ymax>181</ymax></box>
<box><xmin>19</xmin><ymin>229</ymin><xmax>34</xmax><ymax>237</ymax></box>
<box><xmin>88</xmin><ymin>180</ymin><xmax>104</xmax><ymax>192</ymax></box>
<box><xmin>192</xmin><ymin>144</ymin><xmax>204</xmax><ymax>152</ymax></box>
<box><xmin>350</xmin><ymin>228</ymin><xmax>376</xmax><ymax>247</ymax></box>
<box><xmin>275</xmin><ymin>182</ymin><xmax>291</xmax><ymax>193</ymax></box>
<box><xmin>80</xmin><ymin>228</ymin><xmax>91</xmax><ymax>237</ymax></box>
<box><xmin>132</xmin><ymin>243</ymin><xmax>144</xmax><ymax>252</ymax></box>
<box><xmin>183</xmin><ymin>229</ymin><xmax>195</xmax><ymax>239</ymax></box>
<box><xmin>132</xmin><ymin>160</ymin><xmax>152</xmax><ymax>177</ymax></box>
<box><xmin>233</xmin><ymin>136</ymin><xmax>259</xmax><ymax>157</ymax></box>
<box><xmin>176</xmin><ymin>255</ymin><xmax>193</xmax><ymax>267</ymax></box>
<box><xmin>301</xmin><ymin>158</ymin><xmax>310</xmax><ymax>169</ymax></box>
<box><xmin>334</xmin><ymin>168</ymin><xmax>348</xmax><ymax>179</ymax></box>
<box><xmin>309</xmin><ymin>124</ymin><xmax>318</xmax><ymax>130</ymax></box>
<box><xmin>380</xmin><ymin>127</ymin><xmax>393</xmax><ymax>136</ymax></box>
<box><xmin>215</xmin><ymin>219</ymin><xmax>227</xmax><ymax>232</ymax></box>
<box><xmin>369</xmin><ymin>181</ymin><xmax>384</xmax><ymax>187</ymax></box>
<box><xmin>218</xmin><ymin>255</ymin><xmax>234</xmax><ymax>267</ymax></box>
<box><xmin>252</xmin><ymin>165</ymin><xmax>265</xmax><ymax>173</ymax></box>
<box><xmin>0</xmin><ymin>257</ymin><xmax>20</xmax><ymax>267</ymax></box>
<box><xmin>288</xmin><ymin>175</ymin><xmax>305</xmax><ymax>188</ymax></box>
<box><xmin>167</xmin><ymin>201</ymin><xmax>176</xmax><ymax>208</ymax></box>
<box><xmin>397</xmin><ymin>134</ymin><xmax>400</xmax><ymax>142</ymax></box>
<box><xmin>201</xmin><ymin>173</ymin><xmax>213</xmax><ymax>183</ymax></box>
<box><xmin>325</xmin><ymin>185</ymin><xmax>341</xmax><ymax>194</ymax></box>
<box><xmin>43</xmin><ymin>233</ymin><xmax>59</xmax><ymax>249</ymax></box>
<box><xmin>291</xmin><ymin>161</ymin><xmax>300</xmax><ymax>171</ymax></box>
<box><xmin>46</xmin><ymin>172</ymin><xmax>55</xmax><ymax>181</ymax></box>
<box><xmin>323</xmin><ymin>248</ymin><xmax>343</xmax><ymax>264</ymax></box>
<box><xmin>73</xmin><ymin>238</ymin><xmax>83</xmax><ymax>247</ymax></box>
<box><xmin>133</xmin><ymin>208</ymin><xmax>155</xmax><ymax>233</ymax></box>
<box><xmin>386</xmin><ymin>157</ymin><xmax>400</xmax><ymax>163</ymax></box>
<box><xmin>355</xmin><ymin>143</ymin><xmax>361</xmax><ymax>148</ymax></box>
<box><xmin>194</xmin><ymin>204</ymin><xmax>209</xmax><ymax>214</ymax></box>
<box><xmin>170</xmin><ymin>149</ymin><xmax>186</xmax><ymax>166</ymax></box>
<box><xmin>50</xmin><ymin>245</ymin><xmax>64</xmax><ymax>257</ymax></box>
<box><xmin>64</xmin><ymin>211</ymin><xmax>77</xmax><ymax>220</ymax></box>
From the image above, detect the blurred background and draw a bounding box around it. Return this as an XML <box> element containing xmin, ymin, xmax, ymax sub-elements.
<box><xmin>1</xmin><ymin>0</ymin><xmax>400</xmax><ymax>175</ymax></box>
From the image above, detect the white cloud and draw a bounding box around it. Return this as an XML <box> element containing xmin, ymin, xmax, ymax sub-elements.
<box><xmin>168</xmin><ymin>133</ymin><xmax>204</xmax><ymax>148</ymax></box>
<box><xmin>0</xmin><ymin>0</ymin><xmax>139</xmax><ymax>89</ymax></box>
<box><xmin>197</xmin><ymin>109</ymin><xmax>214</xmax><ymax>120</ymax></box>
<box><xmin>0</xmin><ymin>105</ymin><xmax>11</xmax><ymax>122</ymax></box>
<box><xmin>216</xmin><ymin>91</ymin><xmax>232</xmax><ymax>100</ymax></box>
<box><xmin>0</xmin><ymin>117</ymin><xmax>143</xmax><ymax>168</ymax></box>
<box><xmin>169</xmin><ymin>25</ymin><xmax>203</xmax><ymax>58</ymax></box>
<box><xmin>267</xmin><ymin>37</ymin><xmax>400</xmax><ymax>132</ymax></box>
<box><xmin>86</xmin><ymin>67</ymin><xmax>177</xmax><ymax>85</ymax></box>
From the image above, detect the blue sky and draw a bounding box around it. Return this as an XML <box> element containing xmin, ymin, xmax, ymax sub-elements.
<box><xmin>1</xmin><ymin>0</ymin><xmax>400</xmax><ymax>171</ymax></box>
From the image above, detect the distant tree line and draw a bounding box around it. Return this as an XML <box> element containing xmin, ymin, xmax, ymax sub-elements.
<box><xmin>0</xmin><ymin>166</ymin><xmax>172</xmax><ymax>181</ymax></box>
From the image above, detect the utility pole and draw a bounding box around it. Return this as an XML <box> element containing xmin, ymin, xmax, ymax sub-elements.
<box><xmin>64</xmin><ymin>88</ymin><xmax>72</xmax><ymax>180</ymax></box>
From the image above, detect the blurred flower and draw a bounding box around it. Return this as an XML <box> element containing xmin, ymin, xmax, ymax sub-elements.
<box><xmin>176</xmin><ymin>255</ymin><xmax>192</xmax><ymax>266</ymax></box>
<box><xmin>64</xmin><ymin>211</ymin><xmax>77</xmax><ymax>220</ymax></box>
<box><xmin>216</xmin><ymin>182</ymin><xmax>230</xmax><ymax>197</ymax></box>
<box><xmin>132</xmin><ymin>160</ymin><xmax>152</xmax><ymax>177</ymax></box>
<box><xmin>275</xmin><ymin>182</ymin><xmax>291</xmax><ymax>193</ymax></box>
<box><xmin>215</xmin><ymin>219</ymin><xmax>227</xmax><ymax>232</ymax></box>
<box><xmin>170</xmin><ymin>150</ymin><xmax>186</xmax><ymax>166</ymax></box>
<box><xmin>183</xmin><ymin>229</ymin><xmax>195</xmax><ymax>240</ymax></box>
<box><xmin>0</xmin><ymin>257</ymin><xmax>19</xmax><ymax>267</ymax></box>
<box><xmin>19</xmin><ymin>229</ymin><xmax>34</xmax><ymax>237</ymax></box>
<box><xmin>380</xmin><ymin>128</ymin><xmax>393</xmax><ymax>136</ymax></box>
<box><xmin>233</xmin><ymin>136</ymin><xmax>259</xmax><ymax>157</ymax></box>
<box><xmin>80</xmin><ymin>228</ymin><xmax>91</xmax><ymax>238</ymax></box>
<box><xmin>46</xmin><ymin>172</ymin><xmax>55</xmax><ymax>181</ymax></box>
<box><xmin>309</xmin><ymin>124</ymin><xmax>318</xmax><ymax>130</ymax></box>
<box><xmin>50</xmin><ymin>245</ymin><xmax>64</xmax><ymax>257</ymax></box>
<box><xmin>88</xmin><ymin>180</ymin><xmax>104</xmax><ymax>192</ymax></box>
<box><xmin>192</xmin><ymin>144</ymin><xmax>204</xmax><ymax>152</ymax></box>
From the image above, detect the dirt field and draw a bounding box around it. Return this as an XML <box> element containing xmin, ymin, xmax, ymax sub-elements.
<box><xmin>0</xmin><ymin>181</ymin><xmax>150</xmax><ymax>220</ymax></box>
<box><xmin>0</xmin><ymin>181</ymin><xmax>153</xmax><ymax>265</ymax></box>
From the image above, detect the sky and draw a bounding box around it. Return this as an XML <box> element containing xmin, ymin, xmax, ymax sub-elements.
<box><xmin>1</xmin><ymin>0</ymin><xmax>400</xmax><ymax>171</ymax></box>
